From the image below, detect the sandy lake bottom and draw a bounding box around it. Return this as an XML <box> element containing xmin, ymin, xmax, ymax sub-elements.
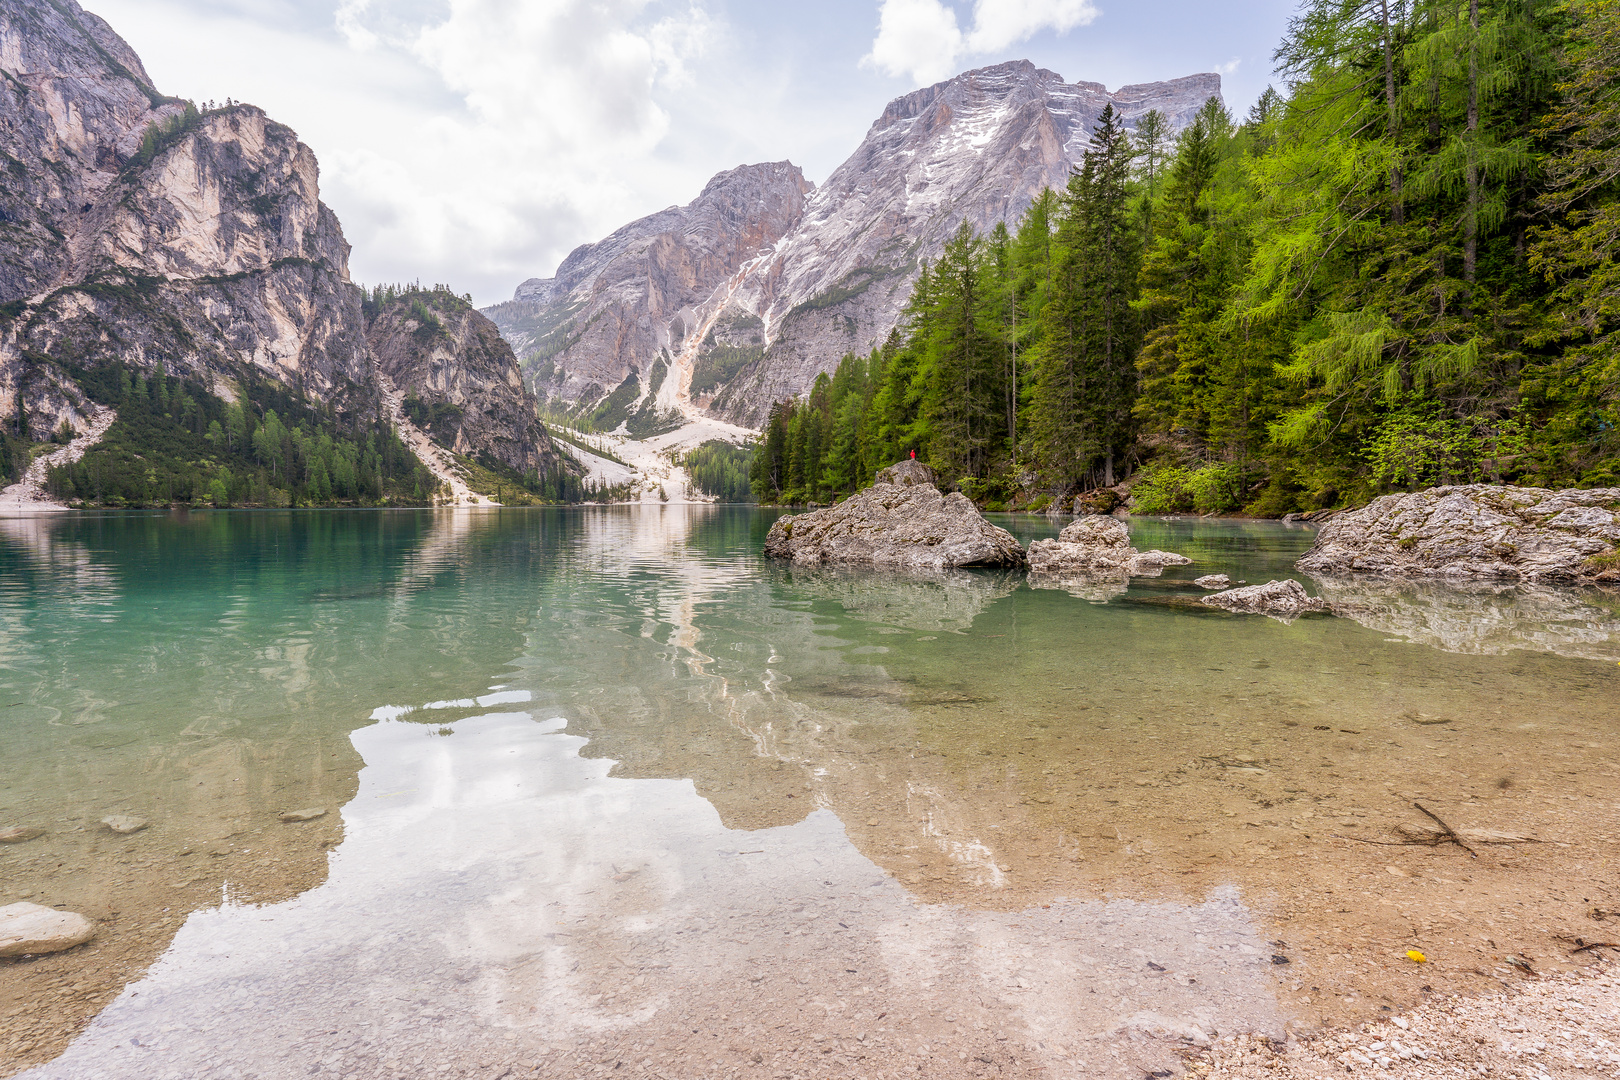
<box><xmin>2</xmin><ymin>507</ymin><xmax>1617</xmax><ymax>1080</ymax></box>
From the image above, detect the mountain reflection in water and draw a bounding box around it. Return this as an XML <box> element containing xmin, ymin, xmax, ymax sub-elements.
<box><xmin>3</xmin><ymin>507</ymin><xmax>1617</xmax><ymax>1079</ymax></box>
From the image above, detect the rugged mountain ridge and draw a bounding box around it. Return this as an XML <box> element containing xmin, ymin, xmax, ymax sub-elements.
<box><xmin>488</xmin><ymin>61</ymin><xmax>1220</xmax><ymax>430</ymax></box>
<box><xmin>368</xmin><ymin>291</ymin><xmax>551</xmax><ymax>473</ymax></box>
<box><xmin>0</xmin><ymin>0</ymin><xmax>558</xmax><ymax>499</ymax></box>
<box><xmin>485</xmin><ymin>161</ymin><xmax>812</xmax><ymax>421</ymax></box>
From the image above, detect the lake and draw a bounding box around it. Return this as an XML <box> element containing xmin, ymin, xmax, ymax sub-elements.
<box><xmin>2</xmin><ymin>507</ymin><xmax>1617</xmax><ymax>1080</ymax></box>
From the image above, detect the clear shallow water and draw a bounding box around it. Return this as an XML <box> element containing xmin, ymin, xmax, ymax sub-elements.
<box><xmin>2</xmin><ymin>508</ymin><xmax>1618</xmax><ymax>1079</ymax></box>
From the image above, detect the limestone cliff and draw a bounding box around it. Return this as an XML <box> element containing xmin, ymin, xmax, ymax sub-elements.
<box><xmin>489</xmin><ymin>62</ymin><xmax>1221</xmax><ymax>431</ymax></box>
<box><xmin>484</xmin><ymin>161</ymin><xmax>812</xmax><ymax>420</ymax></box>
<box><xmin>367</xmin><ymin>291</ymin><xmax>552</xmax><ymax>474</ymax></box>
<box><xmin>0</xmin><ymin>0</ymin><xmax>556</xmax><ymax>486</ymax></box>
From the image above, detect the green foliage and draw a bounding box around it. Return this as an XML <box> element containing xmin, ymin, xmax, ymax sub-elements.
<box><xmin>360</xmin><ymin>282</ymin><xmax>475</xmax><ymax>318</ymax></box>
<box><xmin>690</xmin><ymin>344</ymin><xmax>763</xmax><ymax>397</ymax></box>
<box><xmin>683</xmin><ymin>440</ymin><xmax>754</xmax><ymax>502</ymax></box>
<box><xmin>46</xmin><ymin>361</ymin><xmax>435</xmax><ymax>508</ymax></box>
<box><xmin>746</xmin><ymin>2</ymin><xmax>1616</xmax><ymax>513</ymax></box>
<box><xmin>1364</xmin><ymin>401</ymin><xmax>1529</xmax><ymax>488</ymax></box>
<box><xmin>402</xmin><ymin>394</ymin><xmax>463</xmax><ymax>439</ymax></box>
<box><xmin>128</xmin><ymin>102</ymin><xmax>202</xmax><ymax>171</ymax></box>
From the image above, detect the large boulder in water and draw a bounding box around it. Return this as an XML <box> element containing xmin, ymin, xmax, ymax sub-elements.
<box><xmin>0</xmin><ymin>902</ymin><xmax>95</xmax><ymax>957</ymax></box>
<box><xmin>1297</xmin><ymin>485</ymin><xmax>1620</xmax><ymax>582</ymax></box>
<box><xmin>763</xmin><ymin>464</ymin><xmax>1026</xmax><ymax>570</ymax></box>
<box><xmin>1026</xmin><ymin>516</ymin><xmax>1191</xmax><ymax>576</ymax></box>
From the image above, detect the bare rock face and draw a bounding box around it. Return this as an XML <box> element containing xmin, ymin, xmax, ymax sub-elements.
<box><xmin>0</xmin><ymin>0</ymin><xmax>379</xmax><ymax>435</ymax></box>
<box><xmin>1</xmin><ymin>0</ymin><xmax>544</xmax><ymax>474</ymax></box>
<box><xmin>490</xmin><ymin>62</ymin><xmax>1220</xmax><ymax>430</ymax></box>
<box><xmin>367</xmin><ymin>294</ymin><xmax>559</xmax><ymax>474</ymax></box>
<box><xmin>484</xmin><ymin>162</ymin><xmax>813</xmax><ymax>415</ymax></box>
<box><xmin>1200</xmin><ymin>579</ymin><xmax>1329</xmax><ymax>621</ymax></box>
<box><xmin>764</xmin><ymin>469</ymin><xmax>1026</xmax><ymax>570</ymax></box>
<box><xmin>1296</xmin><ymin>485</ymin><xmax>1620</xmax><ymax>582</ymax></box>
<box><xmin>0</xmin><ymin>902</ymin><xmax>95</xmax><ymax>957</ymax></box>
<box><xmin>1027</xmin><ymin>517</ymin><xmax>1192</xmax><ymax>576</ymax></box>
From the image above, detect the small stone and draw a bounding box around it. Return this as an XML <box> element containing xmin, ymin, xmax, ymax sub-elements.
<box><xmin>101</xmin><ymin>815</ymin><xmax>148</xmax><ymax>835</ymax></box>
<box><xmin>866</xmin><ymin>820</ymin><xmax>880</xmax><ymax>827</ymax></box>
<box><xmin>1194</xmin><ymin>574</ymin><xmax>1231</xmax><ymax>590</ymax></box>
<box><xmin>278</xmin><ymin>807</ymin><xmax>327</xmax><ymax>823</ymax></box>
<box><xmin>0</xmin><ymin>901</ymin><xmax>96</xmax><ymax>957</ymax></box>
<box><xmin>0</xmin><ymin>826</ymin><xmax>45</xmax><ymax>844</ymax></box>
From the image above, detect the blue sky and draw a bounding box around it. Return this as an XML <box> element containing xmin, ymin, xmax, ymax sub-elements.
<box><xmin>88</xmin><ymin>0</ymin><xmax>1297</xmax><ymax>304</ymax></box>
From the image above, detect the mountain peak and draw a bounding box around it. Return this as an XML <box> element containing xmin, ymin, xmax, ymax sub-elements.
<box><xmin>491</xmin><ymin>64</ymin><xmax>1225</xmax><ymax>430</ymax></box>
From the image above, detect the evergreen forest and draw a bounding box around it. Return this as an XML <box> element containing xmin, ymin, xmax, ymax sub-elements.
<box><xmin>751</xmin><ymin>0</ymin><xmax>1619</xmax><ymax>514</ymax></box>
<box><xmin>44</xmin><ymin>362</ymin><xmax>441</xmax><ymax>508</ymax></box>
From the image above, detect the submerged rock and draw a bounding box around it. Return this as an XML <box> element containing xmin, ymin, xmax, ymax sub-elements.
<box><xmin>1193</xmin><ymin>574</ymin><xmax>1231</xmax><ymax>590</ymax></box>
<box><xmin>1026</xmin><ymin>517</ymin><xmax>1191</xmax><ymax>576</ymax></box>
<box><xmin>1200</xmin><ymin>579</ymin><xmax>1329</xmax><ymax>621</ymax></box>
<box><xmin>0</xmin><ymin>902</ymin><xmax>95</xmax><ymax>957</ymax></box>
<box><xmin>1297</xmin><ymin>484</ymin><xmax>1620</xmax><ymax>582</ymax></box>
<box><xmin>0</xmin><ymin>826</ymin><xmax>44</xmax><ymax>844</ymax></box>
<box><xmin>763</xmin><ymin>464</ymin><xmax>1026</xmax><ymax>570</ymax></box>
<box><xmin>278</xmin><ymin>807</ymin><xmax>328</xmax><ymax>823</ymax></box>
<box><xmin>101</xmin><ymin>815</ymin><xmax>148</xmax><ymax>835</ymax></box>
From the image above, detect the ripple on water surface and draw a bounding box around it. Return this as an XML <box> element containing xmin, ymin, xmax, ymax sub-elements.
<box><xmin>1</xmin><ymin>507</ymin><xmax>1616</xmax><ymax>1079</ymax></box>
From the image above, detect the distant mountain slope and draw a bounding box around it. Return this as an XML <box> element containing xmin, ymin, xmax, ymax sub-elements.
<box><xmin>483</xmin><ymin>161</ymin><xmax>812</xmax><ymax>423</ymax></box>
<box><xmin>0</xmin><ymin>0</ymin><xmax>561</xmax><ymax>503</ymax></box>
<box><xmin>487</xmin><ymin>61</ymin><xmax>1220</xmax><ymax>431</ymax></box>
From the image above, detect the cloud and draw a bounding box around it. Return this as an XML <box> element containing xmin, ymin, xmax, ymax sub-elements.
<box><xmin>1215</xmin><ymin>56</ymin><xmax>1241</xmax><ymax>75</ymax></box>
<box><xmin>315</xmin><ymin>0</ymin><xmax>716</xmax><ymax>298</ymax></box>
<box><xmin>865</xmin><ymin>0</ymin><xmax>1099</xmax><ymax>85</ymax></box>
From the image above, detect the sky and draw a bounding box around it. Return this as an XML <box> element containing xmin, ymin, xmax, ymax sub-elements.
<box><xmin>87</xmin><ymin>0</ymin><xmax>1298</xmax><ymax>306</ymax></box>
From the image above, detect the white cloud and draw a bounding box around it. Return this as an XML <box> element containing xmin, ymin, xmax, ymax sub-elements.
<box><xmin>1215</xmin><ymin>56</ymin><xmax>1241</xmax><ymax>75</ymax></box>
<box><xmin>865</xmin><ymin>0</ymin><xmax>1099</xmax><ymax>86</ymax></box>
<box><xmin>865</xmin><ymin>0</ymin><xmax>964</xmax><ymax>85</ymax></box>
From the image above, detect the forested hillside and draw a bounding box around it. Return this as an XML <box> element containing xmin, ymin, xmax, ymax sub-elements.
<box><xmin>752</xmin><ymin>0</ymin><xmax>1618</xmax><ymax>514</ymax></box>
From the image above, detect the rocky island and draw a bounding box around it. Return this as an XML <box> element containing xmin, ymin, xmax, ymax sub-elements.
<box><xmin>1297</xmin><ymin>485</ymin><xmax>1620</xmax><ymax>583</ymax></box>
<box><xmin>763</xmin><ymin>460</ymin><xmax>1026</xmax><ymax>570</ymax></box>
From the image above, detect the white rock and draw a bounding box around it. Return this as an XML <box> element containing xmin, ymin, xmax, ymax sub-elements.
<box><xmin>1200</xmin><ymin>579</ymin><xmax>1330</xmax><ymax>622</ymax></box>
<box><xmin>0</xmin><ymin>902</ymin><xmax>96</xmax><ymax>957</ymax></box>
<box><xmin>101</xmin><ymin>815</ymin><xmax>148</xmax><ymax>834</ymax></box>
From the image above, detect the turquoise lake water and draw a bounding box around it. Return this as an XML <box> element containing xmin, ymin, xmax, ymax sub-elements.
<box><xmin>2</xmin><ymin>507</ymin><xmax>1617</xmax><ymax>1079</ymax></box>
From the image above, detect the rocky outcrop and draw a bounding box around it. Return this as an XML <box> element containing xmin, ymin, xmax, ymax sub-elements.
<box><xmin>1297</xmin><ymin>485</ymin><xmax>1620</xmax><ymax>582</ymax></box>
<box><xmin>764</xmin><ymin>466</ymin><xmax>1026</xmax><ymax>570</ymax></box>
<box><xmin>1193</xmin><ymin>574</ymin><xmax>1231</xmax><ymax>590</ymax></box>
<box><xmin>0</xmin><ymin>0</ymin><xmax>554</xmax><ymax>481</ymax></box>
<box><xmin>1026</xmin><ymin>516</ymin><xmax>1191</xmax><ymax>575</ymax></box>
<box><xmin>1200</xmin><ymin>579</ymin><xmax>1329</xmax><ymax>621</ymax></box>
<box><xmin>484</xmin><ymin>162</ymin><xmax>813</xmax><ymax>416</ymax></box>
<box><xmin>875</xmin><ymin>458</ymin><xmax>936</xmax><ymax>487</ymax></box>
<box><xmin>0</xmin><ymin>901</ymin><xmax>95</xmax><ymax>957</ymax></box>
<box><xmin>491</xmin><ymin>62</ymin><xmax>1220</xmax><ymax>430</ymax></box>
<box><xmin>367</xmin><ymin>292</ymin><xmax>558</xmax><ymax>474</ymax></box>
